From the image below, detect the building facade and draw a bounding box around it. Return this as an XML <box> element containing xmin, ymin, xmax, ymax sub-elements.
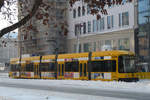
<box><xmin>18</xmin><ymin>0</ymin><xmax>140</xmax><ymax>56</ymax></box>
<box><xmin>67</xmin><ymin>0</ymin><xmax>138</xmax><ymax>53</ymax></box>
<box><xmin>136</xmin><ymin>0</ymin><xmax>150</xmax><ymax>63</ymax></box>
<box><xmin>18</xmin><ymin>0</ymin><xmax>68</xmax><ymax>56</ymax></box>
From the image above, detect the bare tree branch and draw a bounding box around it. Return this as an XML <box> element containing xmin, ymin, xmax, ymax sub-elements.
<box><xmin>0</xmin><ymin>0</ymin><xmax>4</xmax><ymax>10</ymax></box>
<box><xmin>0</xmin><ymin>0</ymin><xmax>43</xmax><ymax>38</ymax></box>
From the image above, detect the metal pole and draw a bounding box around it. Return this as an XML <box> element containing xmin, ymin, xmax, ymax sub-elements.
<box><xmin>19</xmin><ymin>41</ymin><xmax>22</xmax><ymax>77</ymax></box>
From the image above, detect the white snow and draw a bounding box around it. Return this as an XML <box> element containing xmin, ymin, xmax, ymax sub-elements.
<box><xmin>0</xmin><ymin>73</ymin><xmax>150</xmax><ymax>100</ymax></box>
<box><xmin>0</xmin><ymin>87</ymin><xmax>133</xmax><ymax>100</ymax></box>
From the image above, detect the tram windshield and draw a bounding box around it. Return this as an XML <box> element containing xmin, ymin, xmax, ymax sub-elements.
<box><xmin>119</xmin><ymin>56</ymin><xmax>136</xmax><ymax>73</ymax></box>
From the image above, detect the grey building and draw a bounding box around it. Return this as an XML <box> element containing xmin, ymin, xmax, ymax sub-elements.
<box><xmin>18</xmin><ymin>0</ymin><xmax>68</xmax><ymax>56</ymax></box>
<box><xmin>0</xmin><ymin>37</ymin><xmax>18</xmax><ymax>63</ymax></box>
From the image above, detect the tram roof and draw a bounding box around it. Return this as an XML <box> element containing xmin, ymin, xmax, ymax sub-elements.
<box><xmin>10</xmin><ymin>50</ymin><xmax>134</xmax><ymax>62</ymax></box>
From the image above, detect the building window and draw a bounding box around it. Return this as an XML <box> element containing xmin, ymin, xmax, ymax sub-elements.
<box><xmin>87</xmin><ymin>5</ymin><xmax>90</xmax><ymax>14</ymax></box>
<box><xmin>83</xmin><ymin>43</ymin><xmax>89</xmax><ymax>52</ymax></box>
<box><xmin>107</xmin><ymin>15</ymin><xmax>113</xmax><ymax>29</ymax></box>
<box><xmin>74</xmin><ymin>44</ymin><xmax>81</xmax><ymax>53</ymax></box>
<box><xmin>112</xmin><ymin>40</ymin><xmax>118</xmax><ymax>50</ymax></box>
<box><xmin>82</xmin><ymin>6</ymin><xmax>85</xmax><ymax>16</ymax></box>
<box><xmin>74</xmin><ymin>24</ymin><xmax>81</xmax><ymax>36</ymax></box>
<box><xmin>83</xmin><ymin>22</ymin><xmax>86</xmax><ymax>34</ymax></box>
<box><xmin>75</xmin><ymin>25</ymin><xmax>78</xmax><ymax>36</ymax></box>
<box><xmin>122</xmin><ymin>12</ymin><xmax>129</xmax><ymax>26</ymax></box>
<box><xmin>119</xmin><ymin>12</ymin><xmax>129</xmax><ymax>27</ymax></box>
<box><xmin>118</xmin><ymin>38</ymin><xmax>130</xmax><ymax>51</ymax></box>
<box><xmin>119</xmin><ymin>13</ymin><xmax>122</xmax><ymax>27</ymax></box>
<box><xmin>105</xmin><ymin>40</ymin><xmax>111</xmax><ymax>46</ymax></box>
<box><xmin>93</xmin><ymin>20</ymin><xmax>97</xmax><ymax>32</ymax></box>
<box><xmin>78</xmin><ymin>7</ymin><xmax>81</xmax><ymax>17</ymax></box>
<box><xmin>73</xmin><ymin>9</ymin><xmax>76</xmax><ymax>18</ymax></box>
<box><xmin>88</xmin><ymin>21</ymin><xmax>91</xmax><ymax>33</ymax></box>
<box><xmin>98</xmin><ymin>17</ymin><xmax>105</xmax><ymax>31</ymax></box>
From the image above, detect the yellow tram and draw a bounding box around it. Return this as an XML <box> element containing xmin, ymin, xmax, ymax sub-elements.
<box><xmin>9</xmin><ymin>50</ymin><xmax>140</xmax><ymax>82</ymax></box>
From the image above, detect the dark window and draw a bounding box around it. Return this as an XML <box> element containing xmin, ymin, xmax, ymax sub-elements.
<box><xmin>78</xmin><ymin>7</ymin><xmax>81</xmax><ymax>17</ymax></box>
<box><xmin>58</xmin><ymin>64</ymin><xmax>60</xmax><ymax>76</ymax></box>
<box><xmin>88</xmin><ymin>21</ymin><xmax>91</xmax><ymax>33</ymax></box>
<box><xmin>118</xmin><ymin>56</ymin><xmax>124</xmax><ymax>73</ymax></box>
<box><xmin>65</xmin><ymin>61</ymin><xmax>79</xmax><ymax>72</ymax></box>
<box><xmin>80</xmin><ymin>64</ymin><xmax>82</xmax><ymax>76</ymax></box>
<box><xmin>25</xmin><ymin>63</ymin><xmax>34</xmax><ymax>72</ymax></box>
<box><xmin>82</xmin><ymin>6</ymin><xmax>85</xmax><ymax>16</ymax></box>
<box><xmin>40</xmin><ymin>63</ymin><xmax>55</xmax><ymax>72</ymax></box>
<box><xmin>91</xmin><ymin>60</ymin><xmax>116</xmax><ymax>72</ymax></box>
<box><xmin>84</xmin><ymin>63</ymin><xmax>87</xmax><ymax>76</ymax></box>
<box><xmin>48</xmin><ymin>63</ymin><xmax>55</xmax><ymax>71</ymax></box>
<box><xmin>73</xmin><ymin>9</ymin><xmax>76</xmax><ymax>18</ymax></box>
<box><xmin>83</xmin><ymin>22</ymin><xmax>86</xmax><ymax>34</ymax></box>
<box><xmin>10</xmin><ymin>64</ymin><xmax>20</xmax><ymax>71</ymax></box>
<box><xmin>40</xmin><ymin>63</ymin><xmax>48</xmax><ymax>71</ymax></box>
<box><xmin>87</xmin><ymin>5</ymin><xmax>91</xmax><ymax>14</ymax></box>
<box><xmin>62</xmin><ymin>64</ymin><xmax>64</xmax><ymax>76</ymax></box>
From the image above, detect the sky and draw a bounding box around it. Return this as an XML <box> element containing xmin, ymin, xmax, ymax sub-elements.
<box><xmin>0</xmin><ymin>0</ymin><xmax>18</xmax><ymax>38</ymax></box>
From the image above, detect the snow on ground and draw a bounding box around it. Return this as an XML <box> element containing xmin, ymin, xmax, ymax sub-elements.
<box><xmin>1</xmin><ymin>77</ymin><xmax>150</xmax><ymax>93</ymax></box>
<box><xmin>0</xmin><ymin>73</ymin><xmax>150</xmax><ymax>100</ymax></box>
<box><xmin>0</xmin><ymin>86</ymin><xmax>133</xmax><ymax>100</ymax></box>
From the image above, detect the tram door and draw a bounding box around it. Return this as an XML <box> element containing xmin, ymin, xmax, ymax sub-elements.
<box><xmin>34</xmin><ymin>64</ymin><xmax>40</xmax><ymax>78</ymax></box>
<box><xmin>57</xmin><ymin>63</ymin><xmax>64</xmax><ymax>79</ymax></box>
<box><xmin>80</xmin><ymin>62</ymin><xmax>88</xmax><ymax>80</ymax></box>
<box><xmin>20</xmin><ymin>64</ymin><xmax>25</xmax><ymax>78</ymax></box>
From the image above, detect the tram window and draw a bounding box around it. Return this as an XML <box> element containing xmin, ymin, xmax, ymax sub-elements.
<box><xmin>91</xmin><ymin>61</ymin><xmax>104</xmax><ymax>72</ymax></box>
<box><xmin>11</xmin><ymin>64</ymin><xmax>20</xmax><ymax>71</ymax></box>
<box><xmin>104</xmin><ymin>60</ymin><xmax>116</xmax><ymax>72</ymax></box>
<box><xmin>80</xmin><ymin>64</ymin><xmax>82</xmax><ymax>76</ymax></box>
<box><xmin>62</xmin><ymin>64</ymin><xmax>64</xmax><ymax>76</ymax></box>
<box><xmin>25</xmin><ymin>63</ymin><xmax>34</xmax><ymax>71</ymax></box>
<box><xmin>91</xmin><ymin>60</ymin><xmax>116</xmax><ymax>72</ymax></box>
<box><xmin>48</xmin><ymin>63</ymin><xmax>55</xmax><ymax>71</ymax></box>
<box><xmin>16</xmin><ymin>64</ymin><xmax>20</xmax><ymax>71</ymax></box>
<box><xmin>65</xmin><ymin>61</ymin><xmax>79</xmax><ymax>72</ymax></box>
<box><xmin>11</xmin><ymin>64</ymin><xmax>15</xmax><ymax>71</ymax></box>
<box><xmin>40</xmin><ymin>63</ymin><xmax>49</xmax><ymax>71</ymax></box>
<box><xmin>118</xmin><ymin>56</ymin><xmax>124</xmax><ymax>73</ymax></box>
<box><xmin>84</xmin><ymin>63</ymin><xmax>87</xmax><ymax>76</ymax></box>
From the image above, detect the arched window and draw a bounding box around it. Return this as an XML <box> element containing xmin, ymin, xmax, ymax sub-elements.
<box><xmin>82</xmin><ymin>6</ymin><xmax>85</xmax><ymax>16</ymax></box>
<box><xmin>78</xmin><ymin>7</ymin><xmax>81</xmax><ymax>17</ymax></box>
<box><xmin>73</xmin><ymin>9</ymin><xmax>76</xmax><ymax>18</ymax></box>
